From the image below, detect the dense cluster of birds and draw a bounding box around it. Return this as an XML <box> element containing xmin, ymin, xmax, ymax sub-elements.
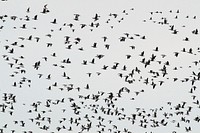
<box><xmin>0</xmin><ymin>2</ymin><xmax>200</xmax><ymax>133</ymax></box>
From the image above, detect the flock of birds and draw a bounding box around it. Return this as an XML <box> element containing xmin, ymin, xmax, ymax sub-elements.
<box><xmin>0</xmin><ymin>2</ymin><xmax>200</xmax><ymax>133</ymax></box>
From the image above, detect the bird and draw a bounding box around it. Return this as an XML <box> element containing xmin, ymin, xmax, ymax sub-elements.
<box><xmin>51</xmin><ymin>19</ymin><xmax>57</xmax><ymax>24</ymax></box>
<box><xmin>74</xmin><ymin>14</ymin><xmax>80</xmax><ymax>21</ymax></box>
<box><xmin>93</xmin><ymin>13</ymin><xmax>100</xmax><ymax>21</ymax></box>
<box><xmin>102</xmin><ymin>65</ymin><xmax>108</xmax><ymax>70</ymax></box>
<box><xmin>33</xmin><ymin>15</ymin><xmax>38</xmax><ymax>20</ymax></box>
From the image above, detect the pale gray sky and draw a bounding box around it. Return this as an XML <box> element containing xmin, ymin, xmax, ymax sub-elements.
<box><xmin>0</xmin><ymin>0</ymin><xmax>200</xmax><ymax>133</ymax></box>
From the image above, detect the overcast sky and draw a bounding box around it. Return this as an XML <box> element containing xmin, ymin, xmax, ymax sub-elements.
<box><xmin>0</xmin><ymin>0</ymin><xmax>200</xmax><ymax>133</ymax></box>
